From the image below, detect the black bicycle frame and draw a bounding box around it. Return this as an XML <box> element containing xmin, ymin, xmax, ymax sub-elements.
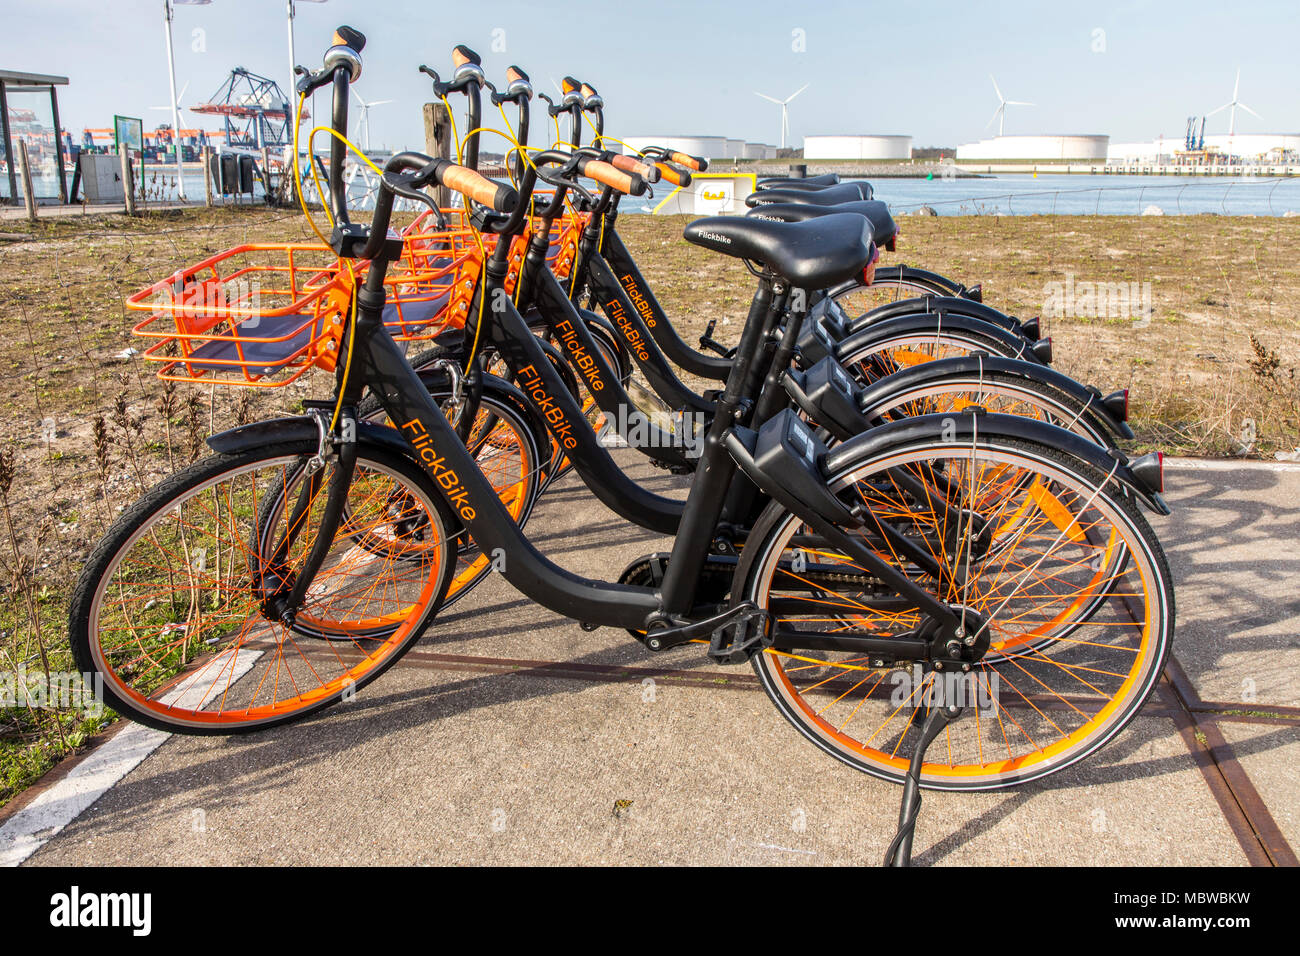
<box><xmin>325</xmin><ymin>188</ymin><xmax>959</xmax><ymax>639</ymax></box>
<box><xmin>595</xmin><ymin>229</ymin><xmax>733</xmax><ymax>382</ymax></box>
<box><xmin>340</xmin><ymin>255</ymin><xmax>770</xmax><ymax>629</ymax></box>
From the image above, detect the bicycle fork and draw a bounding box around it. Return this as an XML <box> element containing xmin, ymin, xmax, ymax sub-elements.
<box><xmin>256</xmin><ymin>404</ymin><xmax>359</xmax><ymax>629</ymax></box>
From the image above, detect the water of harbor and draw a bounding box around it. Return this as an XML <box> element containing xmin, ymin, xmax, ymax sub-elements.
<box><xmin>12</xmin><ymin>167</ymin><xmax>1300</xmax><ymax>217</ymax></box>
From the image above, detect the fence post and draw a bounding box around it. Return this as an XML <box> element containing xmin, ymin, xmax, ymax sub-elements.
<box><xmin>119</xmin><ymin>144</ymin><xmax>137</xmax><ymax>216</ymax></box>
<box><xmin>203</xmin><ymin>145</ymin><xmax>214</xmax><ymax>207</ymax></box>
<box><xmin>423</xmin><ymin>101</ymin><xmax>451</xmax><ymax>208</ymax></box>
<box><xmin>18</xmin><ymin>140</ymin><xmax>37</xmax><ymax>222</ymax></box>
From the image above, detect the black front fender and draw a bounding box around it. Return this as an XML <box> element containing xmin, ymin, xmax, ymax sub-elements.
<box><xmin>833</xmin><ymin>313</ymin><xmax>1045</xmax><ymax>366</ymax></box>
<box><xmin>849</xmin><ymin>295</ymin><xmax>1024</xmax><ymax>336</ymax></box>
<box><xmin>207</xmin><ymin>416</ymin><xmax>414</xmax><ymax>459</ymax></box>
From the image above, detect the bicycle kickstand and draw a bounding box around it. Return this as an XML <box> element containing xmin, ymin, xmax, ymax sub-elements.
<box><xmin>883</xmin><ymin>702</ymin><xmax>963</xmax><ymax>867</ymax></box>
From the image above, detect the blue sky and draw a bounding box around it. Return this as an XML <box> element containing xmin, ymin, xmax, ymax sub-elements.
<box><xmin>5</xmin><ymin>0</ymin><xmax>1297</xmax><ymax>150</ymax></box>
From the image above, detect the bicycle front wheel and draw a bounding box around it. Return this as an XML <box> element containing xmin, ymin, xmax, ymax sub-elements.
<box><xmin>69</xmin><ymin>441</ymin><xmax>456</xmax><ymax>734</ymax></box>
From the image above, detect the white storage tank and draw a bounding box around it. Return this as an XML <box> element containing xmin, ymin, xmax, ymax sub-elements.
<box><xmin>955</xmin><ymin>135</ymin><xmax>1109</xmax><ymax>160</ymax></box>
<box><xmin>803</xmin><ymin>135</ymin><xmax>912</xmax><ymax>160</ymax></box>
<box><xmin>620</xmin><ymin>136</ymin><xmax>728</xmax><ymax>160</ymax></box>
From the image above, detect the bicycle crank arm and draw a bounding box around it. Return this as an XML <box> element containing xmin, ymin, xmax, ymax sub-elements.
<box><xmin>642</xmin><ymin>602</ymin><xmax>770</xmax><ymax>664</ymax></box>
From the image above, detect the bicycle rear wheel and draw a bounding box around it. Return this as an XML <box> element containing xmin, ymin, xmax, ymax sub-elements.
<box><xmin>832</xmin><ymin>269</ymin><xmax>962</xmax><ymax>316</ymax></box>
<box><xmin>69</xmin><ymin>441</ymin><xmax>456</xmax><ymax>734</ymax></box>
<box><xmin>737</xmin><ymin>436</ymin><xmax>1173</xmax><ymax>790</ymax></box>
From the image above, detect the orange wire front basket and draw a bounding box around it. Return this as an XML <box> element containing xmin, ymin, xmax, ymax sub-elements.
<box><xmin>125</xmin><ymin>203</ymin><xmax>588</xmax><ymax>388</ymax></box>
<box><xmin>126</xmin><ymin>226</ymin><xmax>482</xmax><ymax>387</ymax></box>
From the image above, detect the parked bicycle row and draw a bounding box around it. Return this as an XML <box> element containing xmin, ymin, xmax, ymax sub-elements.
<box><xmin>70</xmin><ymin>26</ymin><xmax>1175</xmax><ymax>862</ymax></box>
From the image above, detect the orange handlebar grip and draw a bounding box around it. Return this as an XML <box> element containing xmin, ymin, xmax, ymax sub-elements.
<box><xmin>611</xmin><ymin>154</ymin><xmax>661</xmax><ymax>183</ymax></box>
<box><xmin>655</xmin><ymin>162</ymin><xmax>692</xmax><ymax>187</ymax></box>
<box><xmin>583</xmin><ymin>160</ymin><xmax>645</xmax><ymax>196</ymax></box>
<box><xmin>442</xmin><ymin>164</ymin><xmax>518</xmax><ymax>212</ymax></box>
<box><xmin>668</xmin><ymin>151</ymin><xmax>708</xmax><ymax>172</ymax></box>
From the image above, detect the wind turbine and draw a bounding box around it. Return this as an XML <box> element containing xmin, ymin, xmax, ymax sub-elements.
<box><xmin>350</xmin><ymin>88</ymin><xmax>392</xmax><ymax>151</ymax></box>
<box><xmin>150</xmin><ymin>81</ymin><xmax>190</xmax><ymax>151</ymax></box>
<box><xmin>986</xmin><ymin>75</ymin><xmax>1033</xmax><ymax>137</ymax></box>
<box><xmin>1207</xmin><ymin>68</ymin><xmax>1260</xmax><ymax>136</ymax></box>
<box><xmin>754</xmin><ymin>84</ymin><xmax>809</xmax><ymax>150</ymax></box>
<box><xmin>150</xmin><ymin>81</ymin><xmax>189</xmax><ymax>114</ymax></box>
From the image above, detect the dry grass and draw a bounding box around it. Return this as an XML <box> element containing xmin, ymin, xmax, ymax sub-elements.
<box><xmin>621</xmin><ymin>213</ymin><xmax>1300</xmax><ymax>457</ymax></box>
<box><xmin>0</xmin><ymin>205</ymin><xmax>1295</xmax><ymax>802</ymax></box>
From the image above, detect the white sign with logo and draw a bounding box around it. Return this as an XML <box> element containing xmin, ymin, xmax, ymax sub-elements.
<box><xmin>694</xmin><ymin>178</ymin><xmax>734</xmax><ymax>214</ymax></box>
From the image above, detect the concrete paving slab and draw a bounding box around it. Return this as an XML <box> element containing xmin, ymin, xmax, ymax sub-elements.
<box><xmin>7</xmin><ymin>450</ymin><xmax>1289</xmax><ymax>868</ymax></box>
<box><xmin>1214</xmin><ymin>719</ymin><xmax>1300</xmax><ymax>855</ymax></box>
<box><xmin>21</xmin><ymin>450</ymin><xmax>1255</xmax><ymax>866</ymax></box>
<box><xmin>1159</xmin><ymin>460</ymin><xmax>1300</xmax><ymax>708</ymax></box>
<box><xmin>25</xmin><ymin>663</ymin><xmax>1242</xmax><ymax>866</ymax></box>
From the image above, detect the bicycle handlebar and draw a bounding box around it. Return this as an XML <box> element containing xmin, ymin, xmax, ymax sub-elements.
<box><xmin>655</xmin><ymin>161</ymin><xmax>692</xmax><ymax>187</ymax></box>
<box><xmin>610</xmin><ymin>153</ymin><xmax>661</xmax><ymax>184</ymax></box>
<box><xmin>667</xmin><ymin>151</ymin><xmax>708</xmax><ymax>172</ymax></box>
<box><xmin>577</xmin><ymin>156</ymin><xmax>646</xmax><ymax>196</ymax></box>
<box><xmin>357</xmin><ymin>153</ymin><xmax>520</xmax><ymax>259</ymax></box>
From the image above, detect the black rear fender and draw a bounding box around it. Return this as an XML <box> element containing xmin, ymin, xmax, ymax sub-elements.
<box><xmin>855</xmin><ymin>355</ymin><xmax>1135</xmax><ymax>442</ymax></box>
<box><xmin>822</xmin><ymin>411</ymin><xmax>1168</xmax><ymax>514</ymax></box>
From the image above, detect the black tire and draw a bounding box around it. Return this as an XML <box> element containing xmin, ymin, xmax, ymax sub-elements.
<box><xmin>735</xmin><ymin>436</ymin><xmax>1174</xmax><ymax>790</ymax></box>
<box><xmin>69</xmin><ymin>441</ymin><xmax>457</xmax><ymax>735</ymax></box>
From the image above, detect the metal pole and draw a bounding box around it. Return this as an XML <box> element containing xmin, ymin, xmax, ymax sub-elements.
<box><xmin>287</xmin><ymin>0</ymin><xmax>297</xmax><ymax>117</ymax></box>
<box><xmin>0</xmin><ymin>80</ymin><xmax>17</xmax><ymax>203</ymax></box>
<box><xmin>202</xmin><ymin>144</ymin><xmax>214</xmax><ymax>206</ymax></box>
<box><xmin>163</xmin><ymin>0</ymin><xmax>189</xmax><ymax>200</ymax></box>
<box><xmin>49</xmin><ymin>85</ymin><xmax>68</xmax><ymax>203</ymax></box>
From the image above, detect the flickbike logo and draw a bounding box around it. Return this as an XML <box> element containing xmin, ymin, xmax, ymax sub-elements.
<box><xmin>50</xmin><ymin>886</ymin><xmax>151</xmax><ymax>936</ymax></box>
<box><xmin>156</xmin><ymin>275</ymin><xmax>262</xmax><ymax>325</ymax></box>
<box><xmin>0</xmin><ymin>667</ymin><xmax>103</xmax><ymax>717</ymax></box>
<box><xmin>1042</xmin><ymin>273</ymin><xmax>1153</xmax><ymax>323</ymax></box>
<box><xmin>618</xmin><ymin>273</ymin><xmax>658</xmax><ymax>328</ymax></box>
<box><xmin>889</xmin><ymin>663</ymin><xmax>1001</xmax><ymax>711</ymax></box>
<box><xmin>596</xmin><ymin>405</ymin><xmax>708</xmax><ymax>459</ymax></box>
<box><xmin>553</xmin><ymin>318</ymin><xmax>607</xmax><ymax>393</ymax></box>
<box><xmin>399</xmin><ymin>418</ymin><xmax>477</xmax><ymax>520</ymax></box>
<box><xmin>603</xmin><ymin>297</ymin><xmax>652</xmax><ymax>363</ymax></box>
<box><xmin>516</xmin><ymin>364</ymin><xmax>578</xmax><ymax>451</ymax></box>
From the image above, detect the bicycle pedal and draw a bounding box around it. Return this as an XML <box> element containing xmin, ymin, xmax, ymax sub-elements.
<box><xmin>706</xmin><ymin>605</ymin><xmax>771</xmax><ymax>665</ymax></box>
